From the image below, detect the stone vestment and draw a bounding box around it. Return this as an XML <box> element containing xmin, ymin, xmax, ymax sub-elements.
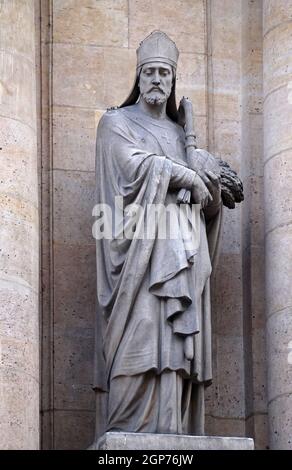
<box><xmin>94</xmin><ymin>105</ymin><xmax>222</xmax><ymax>434</ymax></box>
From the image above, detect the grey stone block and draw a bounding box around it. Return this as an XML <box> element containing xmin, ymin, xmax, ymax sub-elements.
<box><xmin>91</xmin><ymin>432</ymin><xmax>254</xmax><ymax>450</ymax></box>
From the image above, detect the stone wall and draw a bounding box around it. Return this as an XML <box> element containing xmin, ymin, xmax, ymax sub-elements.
<box><xmin>0</xmin><ymin>0</ymin><xmax>39</xmax><ymax>449</ymax></box>
<box><xmin>38</xmin><ymin>0</ymin><xmax>266</xmax><ymax>448</ymax></box>
<box><xmin>1</xmin><ymin>0</ymin><xmax>291</xmax><ymax>450</ymax></box>
<box><xmin>41</xmin><ymin>0</ymin><xmax>215</xmax><ymax>450</ymax></box>
<box><xmin>37</xmin><ymin>0</ymin><xmax>271</xmax><ymax>449</ymax></box>
<box><xmin>205</xmin><ymin>0</ymin><xmax>246</xmax><ymax>438</ymax></box>
<box><xmin>263</xmin><ymin>0</ymin><xmax>292</xmax><ymax>450</ymax></box>
<box><xmin>241</xmin><ymin>0</ymin><xmax>267</xmax><ymax>448</ymax></box>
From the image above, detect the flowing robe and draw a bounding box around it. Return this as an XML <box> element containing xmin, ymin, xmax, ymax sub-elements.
<box><xmin>94</xmin><ymin>106</ymin><xmax>222</xmax><ymax>435</ymax></box>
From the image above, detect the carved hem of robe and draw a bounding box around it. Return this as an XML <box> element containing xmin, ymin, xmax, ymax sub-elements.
<box><xmin>107</xmin><ymin>370</ymin><xmax>205</xmax><ymax>435</ymax></box>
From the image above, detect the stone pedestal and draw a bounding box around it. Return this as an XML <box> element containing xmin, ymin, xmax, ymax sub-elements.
<box><xmin>91</xmin><ymin>432</ymin><xmax>254</xmax><ymax>450</ymax></box>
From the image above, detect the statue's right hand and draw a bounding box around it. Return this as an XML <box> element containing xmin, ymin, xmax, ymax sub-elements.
<box><xmin>191</xmin><ymin>174</ymin><xmax>213</xmax><ymax>208</ymax></box>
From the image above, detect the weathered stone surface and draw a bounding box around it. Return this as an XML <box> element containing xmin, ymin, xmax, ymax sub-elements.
<box><xmin>0</xmin><ymin>282</ymin><xmax>38</xmax><ymax>341</ymax></box>
<box><xmin>0</xmin><ymin>118</ymin><xmax>38</xmax><ymax>204</ymax></box>
<box><xmin>0</xmin><ymin>51</ymin><xmax>36</xmax><ymax>128</ymax></box>
<box><xmin>53</xmin><ymin>169</ymin><xmax>95</xmax><ymax>245</ymax></box>
<box><xmin>213</xmin><ymin>254</ymin><xmax>243</xmax><ymax>336</ymax></box>
<box><xmin>267</xmin><ymin>309</ymin><xmax>292</xmax><ymax>400</ymax></box>
<box><xmin>53</xmin><ymin>44</ymin><xmax>136</xmax><ymax>109</ymax></box>
<box><xmin>54</xmin><ymin>410</ymin><xmax>95</xmax><ymax>450</ymax></box>
<box><xmin>54</xmin><ymin>326</ymin><xmax>95</xmax><ymax>410</ymax></box>
<box><xmin>264</xmin><ymin>88</ymin><xmax>292</xmax><ymax>162</ymax></box>
<box><xmin>212</xmin><ymin>99</ymin><xmax>241</xmax><ymax>128</ymax></box>
<box><xmin>0</xmin><ymin>0</ymin><xmax>39</xmax><ymax>450</ymax></box>
<box><xmin>269</xmin><ymin>394</ymin><xmax>292</xmax><ymax>449</ymax></box>
<box><xmin>95</xmin><ymin>432</ymin><xmax>254</xmax><ymax>450</ymax></box>
<box><xmin>263</xmin><ymin>22</ymin><xmax>292</xmax><ymax>96</ymax></box>
<box><xmin>243</xmin><ymin>112</ymin><xmax>264</xmax><ymax>176</ymax></box>
<box><xmin>247</xmin><ymin>246</ymin><xmax>266</xmax><ymax>330</ymax></box>
<box><xmin>242</xmin><ymin>55</ymin><xmax>263</xmax><ymax>114</ymax></box>
<box><xmin>193</xmin><ymin>115</ymin><xmax>207</xmax><ymax>149</ymax></box>
<box><xmin>176</xmin><ymin>53</ymin><xmax>206</xmax><ymax>115</ymax></box>
<box><xmin>207</xmin><ymin>0</ymin><xmax>242</xmax><ymax>172</ymax></box>
<box><xmin>242</xmin><ymin>176</ymin><xmax>265</xmax><ymax>248</ymax></box>
<box><xmin>205</xmin><ymin>416</ymin><xmax>245</xmax><ymax>439</ymax></box>
<box><xmin>246</xmin><ymin>414</ymin><xmax>269</xmax><ymax>450</ymax></box>
<box><xmin>213</xmin><ymin>120</ymin><xmax>241</xmax><ymax>165</ymax></box>
<box><xmin>1</xmin><ymin>322</ymin><xmax>38</xmax><ymax>380</ymax></box>
<box><xmin>263</xmin><ymin>0</ymin><xmax>292</xmax><ymax>449</ymax></box>
<box><xmin>263</xmin><ymin>0</ymin><xmax>292</xmax><ymax>35</ymax></box>
<box><xmin>206</xmin><ymin>11</ymin><xmax>244</xmax><ymax>442</ymax></box>
<box><xmin>129</xmin><ymin>0</ymin><xmax>205</xmax><ymax>54</ymax></box>
<box><xmin>208</xmin><ymin>0</ymin><xmax>242</xmax><ymax>61</ymax></box>
<box><xmin>53</xmin><ymin>0</ymin><xmax>129</xmax><ymax>48</ymax></box>
<box><xmin>53</xmin><ymin>106</ymin><xmax>98</xmax><ymax>172</ymax></box>
<box><xmin>241</xmin><ymin>1</ymin><xmax>267</xmax><ymax>449</ymax></box>
<box><xmin>0</xmin><ymin>0</ymin><xmax>35</xmax><ymax>58</ymax></box>
<box><xmin>0</xmin><ymin>368</ymin><xmax>39</xmax><ymax>450</ymax></box>
<box><xmin>212</xmin><ymin>334</ymin><xmax>245</xmax><ymax>418</ymax></box>
<box><xmin>1</xmin><ymin>203</ymin><xmax>38</xmax><ymax>289</ymax></box>
<box><xmin>249</xmin><ymin>329</ymin><xmax>268</xmax><ymax>412</ymax></box>
<box><xmin>264</xmin><ymin>153</ymin><xmax>292</xmax><ymax>234</ymax></box>
<box><xmin>41</xmin><ymin>411</ymin><xmax>52</xmax><ymax>450</ymax></box>
<box><xmin>265</xmin><ymin>225</ymin><xmax>292</xmax><ymax>317</ymax></box>
<box><xmin>220</xmin><ymin>210</ymin><xmax>241</xmax><ymax>254</ymax></box>
<box><xmin>53</xmin><ymin>244</ymin><xmax>96</xmax><ymax>410</ymax></box>
<box><xmin>53</xmin><ymin>244</ymin><xmax>96</xmax><ymax>330</ymax></box>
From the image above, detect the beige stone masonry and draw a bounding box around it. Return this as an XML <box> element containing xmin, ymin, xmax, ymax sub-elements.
<box><xmin>0</xmin><ymin>0</ymin><xmax>39</xmax><ymax>449</ymax></box>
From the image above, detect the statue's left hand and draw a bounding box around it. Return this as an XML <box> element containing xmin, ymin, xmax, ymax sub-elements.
<box><xmin>199</xmin><ymin>170</ymin><xmax>221</xmax><ymax>207</ymax></box>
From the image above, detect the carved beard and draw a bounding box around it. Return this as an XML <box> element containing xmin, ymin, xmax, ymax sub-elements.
<box><xmin>142</xmin><ymin>88</ymin><xmax>171</xmax><ymax>105</ymax></box>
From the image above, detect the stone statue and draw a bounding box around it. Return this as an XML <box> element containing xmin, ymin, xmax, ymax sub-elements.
<box><xmin>93</xmin><ymin>31</ymin><xmax>243</xmax><ymax>439</ymax></box>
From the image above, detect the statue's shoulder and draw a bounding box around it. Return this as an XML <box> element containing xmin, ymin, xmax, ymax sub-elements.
<box><xmin>106</xmin><ymin>106</ymin><xmax>122</xmax><ymax>115</ymax></box>
<box><xmin>104</xmin><ymin>106</ymin><xmax>125</xmax><ymax>119</ymax></box>
<box><xmin>98</xmin><ymin>107</ymin><xmax>125</xmax><ymax>130</ymax></box>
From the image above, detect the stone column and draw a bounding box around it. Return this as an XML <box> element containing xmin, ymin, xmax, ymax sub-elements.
<box><xmin>0</xmin><ymin>1</ymin><xmax>39</xmax><ymax>449</ymax></box>
<box><xmin>263</xmin><ymin>0</ymin><xmax>292</xmax><ymax>450</ymax></box>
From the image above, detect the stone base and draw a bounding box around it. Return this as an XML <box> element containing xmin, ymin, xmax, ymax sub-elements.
<box><xmin>91</xmin><ymin>432</ymin><xmax>254</xmax><ymax>450</ymax></box>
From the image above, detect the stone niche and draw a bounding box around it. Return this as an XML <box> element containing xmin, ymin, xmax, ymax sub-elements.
<box><xmin>38</xmin><ymin>0</ymin><xmax>268</xmax><ymax>450</ymax></box>
<box><xmin>3</xmin><ymin>0</ymin><xmax>292</xmax><ymax>451</ymax></box>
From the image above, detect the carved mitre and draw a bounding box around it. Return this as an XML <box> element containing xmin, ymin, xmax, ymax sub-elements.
<box><xmin>136</xmin><ymin>30</ymin><xmax>179</xmax><ymax>69</ymax></box>
<box><xmin>120</xmin><ymin>30</ymin><xmax>179</xmax><ymax>121</ymax></box>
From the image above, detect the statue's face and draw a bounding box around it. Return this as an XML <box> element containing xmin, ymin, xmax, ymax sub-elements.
<box><xmin>139</xmin><ymin>62</ymin><xmax>173</xmax><ymax>105</ymax></box>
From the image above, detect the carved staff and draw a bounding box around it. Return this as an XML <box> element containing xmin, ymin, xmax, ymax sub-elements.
<box><xmin>177</xmin><ymin>97</ymin><xmax>244</xmax><ymax>209</ymax></box>
<box><xmin>177</xmin><ymin>97</ymin><xmax>197</xmax><ymax>204</ymax></box>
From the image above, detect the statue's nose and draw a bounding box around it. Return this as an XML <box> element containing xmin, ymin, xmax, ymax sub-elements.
<box><xmin>152</xmin><ymin>71</ymin><xmax>160</xmax><ymax>86</ymax></box>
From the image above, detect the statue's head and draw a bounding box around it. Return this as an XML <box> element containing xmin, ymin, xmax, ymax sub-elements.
<box><xmin>120</xmin><ymin>31</ymin><xmax>179</xmax><ymax>122</ymax></box>
<box><xmin>139</xmin><ymin>61</ymin><xmax>173</xmax><ymax>107</ymax></box>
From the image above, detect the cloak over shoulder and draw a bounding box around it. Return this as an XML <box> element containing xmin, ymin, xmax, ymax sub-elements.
<box><xmin>94</xmin><ymin>107</ymin><xmax>222</xmax><ymax>392</ymax></box>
